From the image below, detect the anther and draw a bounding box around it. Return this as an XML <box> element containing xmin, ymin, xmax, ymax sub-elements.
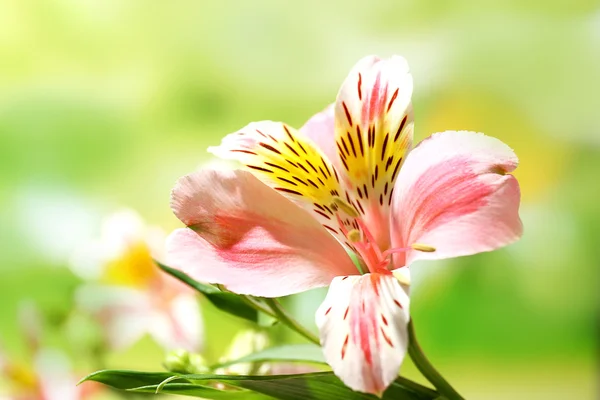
<box><xmin>392</xmin><ymin>268</ymin><xmax>411</xmax><ymax>286</ymax></box>
<box><xmin>346</xmin><ymin>229</ymin><xmax>361</xmax><ymax>243</ymax></box>
<box><xmin>411</xmin><ymin>243</ymin><xmax>436</xmax><ymax>252</ymax></box>
<box><xmin>332</xmin><ymin>197</ymin><xmax>359</xmax><ymax>218</ymax></box>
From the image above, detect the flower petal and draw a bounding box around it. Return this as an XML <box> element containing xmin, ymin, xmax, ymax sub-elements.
<box><xmin>315</xmin><ymin>273</ymin><xmax>410</xmax><ymax>396</ymax></box>
<box><xmin>334</xmin><ymin>55</ymin><xmax>414</xmax><ymax>249</ymax></box>
<box><xmin>100</xmin><ymin>209</ymin><xmax>146</xmax><ymax>257</ymax></box>
<box><xmin>208</xmin><ymin>121</ymin><xmax>357</xmax><ymax>247</ymax></box>
<box><xmin>149</xmin><ymin>294</ymin><xmax>203</xmax><ymax>351</ymax></box>
<box><xmin>299</xmin><ymin>104</ymin><xmax>340</xmax><ymax>172</ymax></box>
<box><xmin>168</xmin><ymin>169</ymin><xmax>357</xmax><ymax>297</ymax></box>
<box><xmin>390</xmin><ymin>131</ymin><xmax>523</xmax><ymax>267</ymax></box>
<box><xmin>35</xmin><ymin>349</ymin><xmax>80</xmax><ymax>400</ymax></box>
<box><xmin>75</xmin><ymin>284</ymin><xmax>152</xmax><ymax>350</ymax></box>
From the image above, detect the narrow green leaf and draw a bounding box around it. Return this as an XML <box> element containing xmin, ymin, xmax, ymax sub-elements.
<box><xmin>389</xmin><ymin>378</ymin><xmax>439</xmax><ymax>400</ymax></box>
<box><xmin>225</xmin><ymin>373</ymin><xmax>376</xmax><ymax>400</ymax></box>
<box><xmin>157</xmin><ymin>261</ymin><xmax>258</xmax><ymax>323</ymax></box>
<box><xmin>211</xmin><ymin>346</ymin><xmax>436</xmax><ymax>399</ymax></box>
<box><xmin>156</xmin><ymin>375</ymin><xmax>183</xmax><ymax>393</ymax></box>
<box><xmin>79</xmin><ymin>370</ymin><xmax>180</xmax><ymax>389</ymax></box>
<box><xmin>184</xmin><ymin>372</ymin><xmax>436</xmax><ymax>400</ymax></box>
<box><xmin>82</xmin><ymin>369</ymin><xmax>438</xmax><ymax>400</ymax></box>
<box><xmin>213</xmin><ymin>344</ymin><xmax>326</xmax><ymax>369</ymax></box>
<box><xmin>131</xmin><ymin>383</ymin><xmax>272</xmax><ymax>399</ymax></box>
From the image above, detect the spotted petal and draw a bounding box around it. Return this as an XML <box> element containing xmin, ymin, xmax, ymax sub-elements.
<box><xmin>316</xmin><ymin>273</ymin><xmax>410</xmax><ymax>396</ymax></box>
<box><xmin>334</xmin><ymin>55</ymin><xmax>414</xmax><ymax>250</ymax></box>
<box><xmin>390</xmin><ymin>131</ymin><xmax>523</xmax><ymax>267</ymax></box>
<box><xmin>168</xmin><ymin>169</ymin><xmax>358</xmax><ymax>297</ymax></box>
<box><xmin>208</xmin><ymin>121</ymin><xmax>361</xmax><ymax>247</ymax></box>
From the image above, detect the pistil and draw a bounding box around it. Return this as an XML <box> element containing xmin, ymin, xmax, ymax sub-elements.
<box><xmin>342</xmin><ymin>217</ymin><xmax>436</xmax><ymax>274</ymax></box>
<box><xmin>332</xmin><ymin>196</ymin><xmax>435</xmax><ymax>274</ymax></box>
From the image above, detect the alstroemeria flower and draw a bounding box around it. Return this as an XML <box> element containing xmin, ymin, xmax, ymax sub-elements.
<box><xmin>166</xmin><ymin>55</ymin><xmax>522</xmax><ymax>395</ymax></box>
<box><xmin>0</xmin><ymin>348</ymin><xmax>93</xmax><ymax>400</ymax></box>
<box><xmin>70</xmin><ymin>209</ymin><xmax>203</xmax><ymax>351</ymax></box>
<box><xmin>0</xmin><ymin>304</ymin><xmax>100</xmax><ymax>400</ymax></box>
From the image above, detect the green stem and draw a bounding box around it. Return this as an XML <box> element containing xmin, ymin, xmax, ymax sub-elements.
<box><xmin>215</xmin><ymin>284</ymin><xmax>278</xmax><ymax>320</ymax></box>
<box><xmin>408</xmin><ymin>320</ymin><xmax>464</xmax><ymax>400</ymax></box>
<box><xmin>263</xmin><ymin>298</ymin><xmax>320</xmax><ymax>345</ymax></box>
<box><xmin>395</xmin><ymin>376</ymin><xmax>440</xmax><ymax>398</ymax></box>
<box><xmin>240</xmin><ymin>295</ymin><xmax>278</xmax><ymax>319</ymax></box>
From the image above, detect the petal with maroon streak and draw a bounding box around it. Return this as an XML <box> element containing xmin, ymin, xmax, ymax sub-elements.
<box><xmin>208</xmin><ymin>121</ymin><xmax>358</xmax><ymax>247</ymax></box>
<box><xmin>390</xmin><ymin>130</ymin><xmax>522</xmax><ymax>267</ymax></box>
<box><xmin>334</xmin><ymin>55</ymin><xmax>414</xmax><ymax>250</ymax></box>
<box><xmin>168</xmin><ymin>169</ymin><xmax>357</xmax><ymax>297</ymax></box>
<box><xmin>316</xmin><ymin>273</ymin><xmax>410</xmax><ymax>396</ymax></box>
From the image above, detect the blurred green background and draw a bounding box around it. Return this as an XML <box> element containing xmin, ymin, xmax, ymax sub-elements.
<box><xmin>0</xmin><ymin>0</ymin><xmax>598</xmax><ymax>399</ymax></box>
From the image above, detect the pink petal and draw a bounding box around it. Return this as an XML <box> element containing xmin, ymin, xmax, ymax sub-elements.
<box><xmin>168</xmin><ymin>169</ymin><xmax>357</xmax><ymax>297</ymax></box>
<box><xmin>299</xmin><ymin>104</ymin><xmax>341</xmax><ymax>172</ymax></box>
<box><xmin>390</xmin><ymin>131</ymin><xmax>523</xmax><ymax>267</ymax></box>
<box><xmin>75</xmin><ymin>284</ymin><xmax>153</xmax><ymax>350</ymax></box>
<box><xmin>35</xmin><ymin>349</ymin><xmax>81</xmax><ymax>400</ymax></box>
<box><xmin>333</xmin><ymin>55</ymin><xmax>414</xmax><ymax>250</ymax></box>
<box><xmin>150</xmin><ymin>294</ymin><xmax>203</xmax><ymax>351</ymax></box>
<box><xmin>316</xmin><ymin>273</ymin><xmax>410</xmax><ymax>396</ymax></box>
<box><xmin>77</xmin><ymin>282</ymin><xmax>203</xmax><ymax>351</ymax></box>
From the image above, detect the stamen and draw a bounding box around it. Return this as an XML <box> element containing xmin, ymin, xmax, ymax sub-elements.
<box><xmin>380</xmin><ymin>247</ymin><xmax>410</xmax><ymax>260</ymax></box>
<box><xmin>355</xmin><ymin>219</ymin><xmax>374</xmax><ymax>247</ymax></box>
<box><xmin>392</xmin><ymin>269</ymin><xmax>411</xmax><ymax>286</ymax></box>
<box><xmin>381</xmin><ymin>243</ymin><xmax>436</xmax><ymax>260</ymax></box>
<box><xmin>332</xmin><ymin>197</ymin><xmax>359</xmax><ymax>218</ymax></box>
<box><xmin>352</xmin><ymin>219</ymin><xmax>387</xmax><ymax>275</ymax></box>
<box><xmin>411</xmin><ymin>243</ymin><xmax>436</xmax><ymax>252</ymax></box>
<box><xmin>346</xmin><ymin>229</ymin><xmax>361</xmax><ymax>243</ymax></box>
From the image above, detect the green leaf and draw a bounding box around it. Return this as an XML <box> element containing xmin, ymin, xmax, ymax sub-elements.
<box><xmin>205</xmin><ymin>373</ymin><xmax>436</xmax><ymax>400</ymax></box>
<box><xmin>82</xmin><ymin>370</ymin><xmax>438</xmax><ymax>400</ymax></box>
<box><xmin>387</xmin><ymin>378</ymin><xmax>439</xmax><ymax>400</ymax></box>
<box><xmin>213</xmin><ymin>344</ymin><xmax>326</xmax><ymax>369</ymax></box>
<box><xmin>130</xmin><ymin>383</ymin><xmax>271</xmax><ymax>399</ymax></box>
<box><xmin>157</xmin><ymin>261</ymin><xmax>258</xmax><ymax>323</ymax></box>
<box><xmin>80</xmin><ymin>370</ymin><xmax>179</xmax><ymax>389</ymax></box>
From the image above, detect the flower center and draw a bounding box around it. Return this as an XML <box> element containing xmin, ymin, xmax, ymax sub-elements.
<box><xmin>103</xmin><ymin>242</ymin><xmax>159</xmax><ymax>288</ymax></box>
<box><xmin>333</xmin><ymin>197</ymin><xmax>434</xmax><ymax>274</ymax></box>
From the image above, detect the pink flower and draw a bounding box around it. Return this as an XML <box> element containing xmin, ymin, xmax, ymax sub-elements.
<box><xmin>0</xmin><ymin>348</ymin><xmax>91</xmax><ymax>400</ymax></box>
<box><xmin>166</xmin><ymin>55</ymin><xmax>522</xmax><ymax>395</ymax></box>
<box><xmin>70</xmin><ymin>209</ymin><xmax>203</xmax><ymax>352</ymax></box>
<box><xmin>0</xmin><ymin>304</ymin><xmax>101</xmax><ymax>400</ymax></box>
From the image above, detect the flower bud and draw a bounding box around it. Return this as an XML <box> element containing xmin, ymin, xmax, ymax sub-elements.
<box><xmin>163</xmin><ymin>349</ymin><xmax>208</xmax><ymax>374</ymax></box>
<box><xmin>218</xmin><ymin>330</ymin><xmax>270</xmax><ymax>375</ymax></box>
